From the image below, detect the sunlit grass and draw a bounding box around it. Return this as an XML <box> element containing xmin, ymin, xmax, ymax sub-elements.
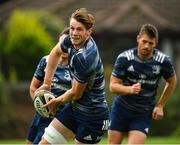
<box><xmin>99</xmin><ymin>137</ymin><xmax>180</xmax><ymax>144</ymax></box>
<box><xmin>0</xmin><ymin>137</ymin><xmax>180</xmax><ymax>144</ymax></box>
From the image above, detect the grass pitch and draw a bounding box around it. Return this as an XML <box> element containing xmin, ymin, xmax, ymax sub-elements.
<box><xmin>0</xmin><ymin>136</ymin><xmax>179</xmax><ymax>144</ymax></box>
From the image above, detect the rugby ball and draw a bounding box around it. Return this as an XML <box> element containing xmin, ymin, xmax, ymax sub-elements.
<box><xmin>33</xmin><ymin>90</ymin><xmax>55</xmax><ymax>118</ymax></box>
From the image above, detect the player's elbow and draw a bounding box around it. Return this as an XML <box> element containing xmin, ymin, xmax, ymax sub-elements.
<box><xmin>72</xmin><ymin>94</ymin><xmax>82</xmax><ymax>101</ymax></box>
<box><xmin>173</xmin><ymin>74</ymin><xmax>177</xmax><ymax>86</ymax></box>
<box><xmin>70</xmin><ymin>89</ymin><xmax>82</xmax><ymax>101</ymax></box>
<box><xmin>171</xmin><ymin>75</ymin><xmax>177</xmax><ymax>91</ymax></box>
<box><xmin>29</xmin><ymin>87</ymin><xmax>35</xmax><ymax>100</ymax></box>
<box><xmin>167</xmin><ymin>74</ymin><xmax>177</xmax><ymax>89</ymax></box>
<box><xmin>109</xmin><ymin>82</ymin><xmax>116</xmax><ymax>93</ymax></box>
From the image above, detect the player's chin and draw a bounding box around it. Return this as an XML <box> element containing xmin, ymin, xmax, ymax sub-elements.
<box><xmin>72</xmin><ymin>38</ymin><xmax>83</xmax><ymax>44</ymax></box>
<box><xmin>72</xmin><ymin>40</ymin><xmax>80</xmax><ymax>45</ymax></box>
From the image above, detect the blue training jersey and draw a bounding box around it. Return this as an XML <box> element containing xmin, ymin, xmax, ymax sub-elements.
<box><xmin>29</xmin><ymin>56</ymin><xmax>72</xmax><ymax>130</ymax></box>
<box><xmin>60</xmin><ymin>35</ymin><xmax>109</xmax><ymax>117</ymax></box>
<box><xmin>34</xmin><ymin>55</ymin><xmax>72</xmax><ymax>97</ymax></box>
<box><xmin>112</xmin><ymin>48</ymin><xmax>175</xmax><ymax>113</ymax></box>
<box><xmin>33</xmin><ymin>55</ymin><xmax>72</xmax><ymax>123</ymax></box>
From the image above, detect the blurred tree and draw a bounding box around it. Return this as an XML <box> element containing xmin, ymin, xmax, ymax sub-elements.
<box><xmin>149</xmin><ymin>84</ymin><xmax>180</xmax><ymax>136</ymax></box>
<box><xmin>166</xmin><ymin>84</ymin><xmax>180</xmax><ymax>136</ymax></box>
<box><xmin>104</xmin><ymin>64</ymin><xmax>114</xmax><ymax>109</ymax></box>
<box><xmin>36</xmin><ymin>10</ymin><xmax>65</xmax><ymax>40</ymax></box>
<box><xmin>0</xmin><ymin>0</ymin><xmax>10</xmax><ymax>4</ymax></box>
<box><xmin>2</xmin><ymin>9</ymin><xmax>64</xmax><ymax>81</ymax></box>
<box><xmin>0</xmin><ymin>72</ymin><xmax>9</xmax><ymax>126</ymax></box>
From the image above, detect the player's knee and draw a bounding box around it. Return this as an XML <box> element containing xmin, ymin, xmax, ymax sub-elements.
<box><xmin>42</xmin><ymin>124</ymin><xmax>67</xmax><ymax>144</ymax></box>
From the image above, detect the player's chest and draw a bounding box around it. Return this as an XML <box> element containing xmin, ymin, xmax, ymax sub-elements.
<box><xmin>125</xmin><ymin>61</ymin><xmax>161</xmax><ymax>79</ymax></box>
<box><xmin>52</xmin><ymin>68</ymin><xmax>71</xmax><ymax>83</ymax></box>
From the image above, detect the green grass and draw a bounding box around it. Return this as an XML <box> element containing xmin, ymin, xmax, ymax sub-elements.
<box><xmin>0</xmin><ymin>139</ymin><xmax>25</xmax><ymax>144</ymax></box>
<box><xmin>145</xmin><ymin>137</ymin><xmax>180</xmax><ymax>144</ymax></box>
<box><xmin>0</xmin><ymin>137</ymin><xmax>180</xmax><ymax>144</ymax></box>
<box><xmin>99</xmin><ymin>137</ymin><xmax>180</xmax><ymax>144</ymax></box>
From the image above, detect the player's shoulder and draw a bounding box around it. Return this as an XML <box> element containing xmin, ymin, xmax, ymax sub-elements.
<box><xmin>41</xmin><ymin>55</ymin><xmax>49</xmax><ymax>63</ymax></box>
<box><xmin>117</xmin><ymin>48</ymin><xmax>135</xmax><ymax>61</ymax></box>
<box><xmin>63</xmin><ymin>35</ymin><xmax>71</xmax><ymax>44</ymax></box>
<box><xmin>60</xmin><ymin>35</ymin><xmax>72</xmax><ymax>53</ymax></box>
<box><xmin>37</xmin><ymin>55</ymin><xmax>48</xmax><ymax>67</ymax></box>
<box><xmin>153</xmin><ymin>49</ymin><xmax>171</xmax><ymax>64</ymax></box>
<box><xmin>86</xmin><ymin>36</ymin><xmax>96</xmax><ymax>49</ymax></box>
<box><xmin>73</xmin><ymin>49</ymin><xmax>86</xmax><ymax>66</ymax></box>
<box><xmin>74</xmin><ymin>37</ymin><xmax>96</xmax><ymax>61</ymax></box>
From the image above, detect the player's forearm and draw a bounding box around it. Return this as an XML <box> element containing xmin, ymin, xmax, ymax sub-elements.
<box><xmin>29</xmin><ymin>78</ymin><xmax>41</xmax><ymax>100</ymax></box>
<box><xmin>110</xmin><ymin>83</ymin><xmax>131</xmax><ymax>96</ymax></box>
<box><xmin>56</xmin><ymin>80</ymin><xmax>85</xmax><ymax>103</ymax></box>
<box><xmin>30</xmin><ymin>87</ymin><xmax>36</xmax><ymax>100</ymax></box>
<box><xmin>56</xmin><ymin>88</ymin><xmax>81</xmax><ymax>104</ymax></box>
<box><xmin>156</xmin><ymin>75</ymin><xmax>177</xmax><ymax>108</ymax></box>
<box><xmin>44</xmin><ymin>46</ymin><xmax>60</xmax><ymax>86</ymax></box>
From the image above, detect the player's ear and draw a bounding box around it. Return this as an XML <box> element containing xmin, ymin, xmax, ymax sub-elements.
<box><xmin>137</xmin><ymin>35</ymin><xmax>140</xmax><ymax>43</ymax></box>
<box><xmin>155</xmin><ymin>40</ymin><xmax>158</xmax><ymax>46</ymax></box>
<box><xmin>87</xmin><ymin>28</ymin><xmax>92</xmax><ymax>36</ymax></box>
<box><xmin>153</xmin><ymin>41</ymin><xmax>158</xmax><ymax>48</ymax></box>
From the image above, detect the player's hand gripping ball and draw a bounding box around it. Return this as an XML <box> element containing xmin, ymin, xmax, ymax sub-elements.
<box><xmin>34</xmin><ymin>90</ymin><xmax>55</xmax><ymax>118</ymax></box>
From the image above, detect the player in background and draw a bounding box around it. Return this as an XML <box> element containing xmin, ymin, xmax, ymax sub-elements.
<box><xmin>37</xmin><ymin>8</ymin><xmax>109</xmax><ymax>144</ymax></box>
<box><xmin>26</xmin><ymin>28</ymin><xmax>71</xmax><ymax>144</ymax></box>
<box><xmin>108</xmin><ymin>23</ymin><xmax>177</xmax><ymax>144</ymax></box>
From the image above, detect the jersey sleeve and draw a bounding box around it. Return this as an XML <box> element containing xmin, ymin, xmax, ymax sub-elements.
<box><xmin>71</xmin><ymin>52</ymin><xmax>89</xmax><ymax>83</ymax></box>
<box><xmin>60</xmin><ymin>35</ymin><xmax>71</xmax><ymax>53</ymax></box>
<box><xmin>112</xmin><ymin>53</ymin><xmax>128</xmax><ymax>79</ymax></box>
<box><xmin>161</xmin><ymin>56</ymin><xmax>176</xmax><ymax>79</ymax></box>
<box><xmin>34</xmin><ymin>57</ymin><xmax>47</xmax><ymax>81</ymax></box>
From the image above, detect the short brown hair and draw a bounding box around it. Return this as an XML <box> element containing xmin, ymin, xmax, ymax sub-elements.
<box><xmin>58</xmin><ymin>27</ymin><xmax>69</xmax><ymax>40</ymax></box>
<box><xmin>60</xmin><ymin>27</ymin><xmax>70</xmax><ymax>36</ymax></box>
<box><xmin>139</xmin><ymin>23</ymin><xmax>159</xmax><ymax>41</ymax></box>
<box><xmin>71</xmin><ymin>8</ymin><xmax>95</xmax><ymax>30</ymax></box>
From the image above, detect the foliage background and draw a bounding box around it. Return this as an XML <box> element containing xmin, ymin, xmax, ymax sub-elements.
<box><xmin>0</xmin><ymin>9</ymin><xmax>65</xmax><ymax>138</ymax></box>
<box><xmin>2</xmin><ymin>10</ymin><xmax>64</xmax><ymax>81</ymax></box>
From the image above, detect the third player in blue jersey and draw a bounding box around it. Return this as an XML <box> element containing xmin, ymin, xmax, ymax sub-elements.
<box><xmin>108</xmin><ymin>23</ymin><xmax>177</xmax><ymax>144</ymax></box>
<box><xmin>26</xmin><ymin>28</ymin><xmax>71</xmax><ymax>144</ymax></box>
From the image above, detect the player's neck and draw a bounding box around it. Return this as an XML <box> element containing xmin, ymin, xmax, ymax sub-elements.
<box><xmin>74</xmin><ymin>42</ymin><xmax>85</xmax><ymax>50</ymax></box>
<box><xmin>138</xmin><ymin>52</ymin><xmax>153</xmax><ymax>60</ymax></box>
<box><xmin>58</xmin><ymin>58</ymin><xmax>68</xmax><ymax>65</ymax></box>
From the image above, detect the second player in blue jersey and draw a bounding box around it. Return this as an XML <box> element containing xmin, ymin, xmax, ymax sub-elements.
<box><xmin>37</xmin><ymin>8</ymin><xmax>109</xmax><ymax>144</ymax></box>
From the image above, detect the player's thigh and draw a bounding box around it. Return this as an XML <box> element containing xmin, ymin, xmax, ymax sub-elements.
<box><xmin>108</xmin><ymin>129</ymin><xmax>124</xmax><ymax>144</ymax></box>
<box><xmin>75</xmin><ymin>116</ymin><xmax>109</xmax><ymax>144</ymax></box>
<box><xmin>33</xmin><ymin>131</ymin><xmax>43</xmax><ymax>144</ymax></box>
<box><xmin>129</xmin><ymin>113</ymin><xmax>152</xmax><ymax>135</ymax></box>
<box><xmin>50</xmin><ymin>117</ymin><xmax>75</xmax><ymax>140</ymax></box>
<box><xmin>27</xmin><ymin>125</ymin><xmax>38</xmax><ymax>143</ymax></box>
<box><xmin>127</xmin><ymin>130</ymin><xmax>147</xmax><ymax>144</ymax></box>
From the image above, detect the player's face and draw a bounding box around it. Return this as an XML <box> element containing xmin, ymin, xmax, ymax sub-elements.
<box><xmin>137</xmin><ymin>34</ymin><xmax>157</xmax><ymax>59</ymax></box>
<box><xmin>70</xmin><ymin>18</ymin><xmax>91</xmax><ymax>49</ymax></box>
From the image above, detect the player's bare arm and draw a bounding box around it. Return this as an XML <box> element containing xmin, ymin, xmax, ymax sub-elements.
<box><xmin>43</xmin><ymin>79</ymin><xmax>87</xmax><ymax>114</ymax></box>
<box><xmin>43</xmin><ymin>43</ymin><xmax>62</xmax><ymax>86</ymax></box>
<box><xmin>109</xmin><ymin>75</ymin><xmax>141</xmax><ymax>95</ymax></box>
<box><xmin>152</xmin><ymin>74</ymin><xmax>177</xmax><ymax>120</ymax></box>
<box><xmin>59</xmin><ymin>79</ymin><xmax>87</xmax><ymax>102</ymax></box>
<box><xmin>36</xmin><ymin>43</ymin><xmax>63</xmax><ymax>92</ymax></box>
<box><xmin>29</xmin><ymin>77</ymin><xmax>42</xmax><ymax>100</ymax></box>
